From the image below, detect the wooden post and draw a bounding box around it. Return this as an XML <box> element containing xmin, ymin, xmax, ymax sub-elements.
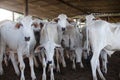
<box><xmin>24</xmin><ymin>0</ymin><xmax>28</xmax><ymax>16</ymax></box>
<box><xmin>107</xmin><ymin>16</ymin><xmax>109</xmax><ymax>22</ymax></box>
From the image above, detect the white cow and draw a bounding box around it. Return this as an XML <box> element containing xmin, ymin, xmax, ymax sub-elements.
<box><xmin>86</xmin><ymin>14</ymin><xmax>120</xmax><ymax>80</ymax></box>
<box><xmin>34</xmin><ymin>20</ymin><xmax>66</xmax><ymax>73</ymax></box>
<box><xmin>0</xmin><ymin>16</ymin><xmax>38</xmax><ymax>80</ymax></box>
<box><xmin>52</xmin><ymin>14</ymin><xmax>75</xmax><ymax>71</ymax></box>
<box><xmin>53</xmin><ymin>14</ymin><xmax>76</xmax><ymax>67</ymax></box>
<box><xmin>38</xmin><ymin>22</ymin><xmax>61</xmax><ymax>80</ymax></box>
<box><xmin>81</xmin><ymin>24</ymin><xmax>108</xmax><ymax>74</ymax></box>
<box><xmin>61</xmin><ymin>25</ymin><xmax>84</xmax><ymax>69</ymax></box>
<box><xmin>53</xmin><ymin>14</ymin><xmax>76</xmax><ymax>43</ymax></box>
<box><xmin>1</xmin><ymin>18</ymin><xmax>44</xmax><ymax>76</ymax></box>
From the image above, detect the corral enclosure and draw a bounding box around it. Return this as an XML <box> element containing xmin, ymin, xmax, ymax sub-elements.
<box><xmin>0</xmin><ymin>0</ymin><xmax>120</xmax><ymax>80</ymax></box>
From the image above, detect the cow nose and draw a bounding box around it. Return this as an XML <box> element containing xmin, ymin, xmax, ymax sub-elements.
<box><xmin>25</xmin><ymin>37</ymin><xmax>30</xmax><ymax>41</ymax></box>
<box><xmin>48</xmin><ymin>61</ymin><xmax>52</xmax><ymax>64</ymax></box>
<box><xmin>62</xmin><ymin>28</ymin><xmax>65</xmax><ymax>31</ymax></box>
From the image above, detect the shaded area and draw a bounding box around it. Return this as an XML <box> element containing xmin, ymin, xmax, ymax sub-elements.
<box><xmin>0</xmin><ymin>52</ymin><xmax>119</xmax><ymax>80</ymax></box>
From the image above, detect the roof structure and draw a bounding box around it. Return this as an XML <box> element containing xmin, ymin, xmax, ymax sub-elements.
<box><xmin>0</xmin><ymin>0</ymin><xmax>120</xmax><ymax>20</ymax></box>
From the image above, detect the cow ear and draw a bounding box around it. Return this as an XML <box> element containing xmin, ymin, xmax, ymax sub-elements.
<box><xmin>32</xmin><ymin>22</ymin><xmax>44</xmax><ymax>29</ymax></box>
<box><xmin>32</xmin><ymin>22</ymin><xmax>39</xmax><ymax>28</ymax></box>
<box><xmin>15</xmin><ymin>23</ymin><xmax>23</xmax><ymax>29</ymax></box>
<box><xmin>67</xmin><ymin>18</ymin><xmax>74</xmax><ymax>23</ymax></box>
<box><xmin>53</xmin><ymin>18</ymin><xmax>59</xmax><ymax>23</ymax></box>
<box><xmin>81</xmin><ymin>18</ymin><xmax>86</xmax><ymax>22</ymax></box>
<box><xmin>34</xmin><ymin>45</ymin><xmax>45</xmax><ymax>53</ymax></box>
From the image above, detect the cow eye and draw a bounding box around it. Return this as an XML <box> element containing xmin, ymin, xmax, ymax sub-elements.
<box><xmin>19</xmin><ymin>23</ymin><xmax>23</xmax><ymax>27</ymax></box>
<box><xmin>20</xmin><ymin>23</ymin><xmax>23</xmax><ymax>27</ymax></box>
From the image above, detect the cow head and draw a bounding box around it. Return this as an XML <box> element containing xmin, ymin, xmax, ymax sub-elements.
<box><xmin>15</xmin><ymin>16</ymin><xmax>37</xmax><ymax>42</ymax></box>
<box><xmin>32</xmin><ymin>19</ymin><xmax>45</xmax><ymax>32</ymax></box>
<box><xmin>40</xmin><ymin>41</ymin><xmax>61</xmax><ymax>64</ymax></box>
<box><xmin>85</xmin><ymin>14</ymin><xmax>95</xmax><ymax>25</ymax></box>
<box><xmin>53</xmin><ymin>14</ymin><xmax>74</xmax><ymax>32</ymax></box>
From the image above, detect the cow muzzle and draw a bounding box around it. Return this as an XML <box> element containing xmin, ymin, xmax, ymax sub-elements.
<box><xmin>62</xmin><ymin>28</ymin><xmax>65</xmax><ymax>31</ymax></box>
<box><xmin>48</xmin><ymin>61</ymin><xmax>52</xmax><ymax>64</ymax></box>
<box><xmin>25</xmin><ymin>37</ymin><xmax>30</xmax><ymax>41</ymax></box>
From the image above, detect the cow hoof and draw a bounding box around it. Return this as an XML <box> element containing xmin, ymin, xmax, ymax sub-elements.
<box><xmin>31</xmin><ymin>74</ymin><xmax>36</xmax><ymax>80</ymax></box>
<box><xmin>16</xmin><ymin>71</ymin><xmax>20</xmax><ymax>76</ymax></box>
<box><xmin>80</xmin><ymin>63</ymin><xmax>84</xmax><ymax>68</ymax></box>
<box><xmin>93</xmin><ymin>77</ymin><xmax>98</xmax><ymax>80</ymax></box>
<box><xmin>62</xmin><ymin>62</ymin><xmax>66</xmax><ymax>68</ymax></box>
<box><xmin>50</xmin><ymin>76</ymin><xmax>55</xmax><ymax>80</ymax></box>
<box><xmin>102</xmin><ymin>68</ymin><xmax>107</xmax><ymax>74</ymax></box>
<box><xmin>101</xmin><ymin>77</ymin><xmax>106</xmax><ymax>80</ymax></box>
<box><xmin>42</xmin><ymin>74</ymin><xmax>46</xmax><ymax>80</ymax></box>
<box><xmin>56</xmin><ymin>68</ymin><xmax>60</xmax><ymax>73</ymax></box>
<box><xmin>20</xmin><ymin>77</ymin><xmax>25</xmax><ymax>80</ymax></box>
<box><xmin>32</xmin><ymin>78</ymin><xmax>37</xmax><ymax>80</ymax></box>
<box><xmin>72</xmin><ymin>65</ymin><xmax>76</xmax><ymax>70</ymax></box>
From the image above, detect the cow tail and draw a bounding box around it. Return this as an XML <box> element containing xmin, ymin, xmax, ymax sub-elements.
<box><xmin>86</xmin><ymin>26</ymin><xmax>89</xmax><ymax>55</ymax></box>
<box><xmin>0</xmin><ymin>25</ymin><xmax>1</xmax><ymax>47</ymax></box>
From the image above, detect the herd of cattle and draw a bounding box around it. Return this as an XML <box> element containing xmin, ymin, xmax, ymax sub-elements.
<box><xmin>0</xmin><ymin>14</ymin><xmax>119</xmax><ymax>80</ymax></box>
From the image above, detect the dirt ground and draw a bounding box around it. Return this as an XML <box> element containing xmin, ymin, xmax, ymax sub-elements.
<box><xmin>0</xmin><ymin>52</ymin><xmax>120</xmax><ymax>80</ymax></box>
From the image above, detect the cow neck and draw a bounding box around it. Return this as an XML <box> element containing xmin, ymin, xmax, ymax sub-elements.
<box><xmin>45</xmin><ymin>23</ymin><xmax>50</xmax><ymax>41</ymax></box>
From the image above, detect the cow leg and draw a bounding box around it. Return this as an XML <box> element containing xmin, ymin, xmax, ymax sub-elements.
<box><xmin>33</xmin><ymin>56</ymin><xmax>39</xmax><ymax>68</ymax></box>
<box><xmin>75</xmin><ymin>48</ymin><xmax>84</xmax><ymax>68</ymax></box>
<box><xmin>72</xmin><ymin>52</ymin><xmax>76</xmax><ymax>70</ymax></box>
<box><xmin>72</xmin><ymin>58</ymin><xmax>76</xmax><ymax>69</ymax></box>
<box><xmin>9</xmin><ymin>53</ymin><xmax>20</xmax><ymax>76</ymax></box>
<box><xmin>83</xmin><ymin>51</ymin><xmax>88</xmax><ymax>60</ymax></box>
<box><xmin>97</xmin><ymin>60</ymin><xmax>106</xmax><ymax>80</ymax></box>
<box><xmin>18</xmin><ymin>51</ymin><xmax>25</xmax><ymax>80</ymax></box>
<box><xmin>65</xmin><ymin>50</ymin><xmax>70</xmax><ymax>59</ymax></box>
<box><xmin>83</xmin><ymin>41</ymin><xmax>88</xmax><ymax>60</ymax></box>
<box><xmin>91</xmin><ymin>50</ymin><xmax>101</xmax><ymax>80</ymax></box>
<box><xmin>59</xmin><ymin>48</ymin><xmax>66</xmax><ymax>68</ymax></box>
<box><xmin>50</xmin><ymin>62</ymin><xmax>54</xmax><ymax>80</ymax></box>
<box><xmin>38</xmin><ymin>53</ymin><xmax>42</xmax><ymax>63</ymax></box>
<box><xmin>100</xmin><ymin>51</ymin><xmax>108</xmax><ymax>74</ymax></box>
<box><xmin>38</xmin><ymin>48</ymin><xmax>45</xmax><ymax>63</ymax></box>
<box><xmin>0</xmin><ymin>43</ymin><xmax>5</xmax><ymax>75</ymax></box>
<box><xmin>69</xmin><ymin>51</ymin><xmax>76</xmax><ymax>69</ymax></box>
<box><xmin>55</xmin><ymin>49</ymin><xmax>60</xmax><ymax>72</ymax></box>
<box><xmin>42</xmin><ymin>58</ymin><xmax>46</xmax><ymax>80</ymax></box>
<box><xmin>4</xmin><ymin>54</ymin><xmax>8</xmax><ymax>66</ymax></box>
<box><xmin>29</xmin><ymin>55</ymin><xmax>36</xmax><ymax>80</ymax></box>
